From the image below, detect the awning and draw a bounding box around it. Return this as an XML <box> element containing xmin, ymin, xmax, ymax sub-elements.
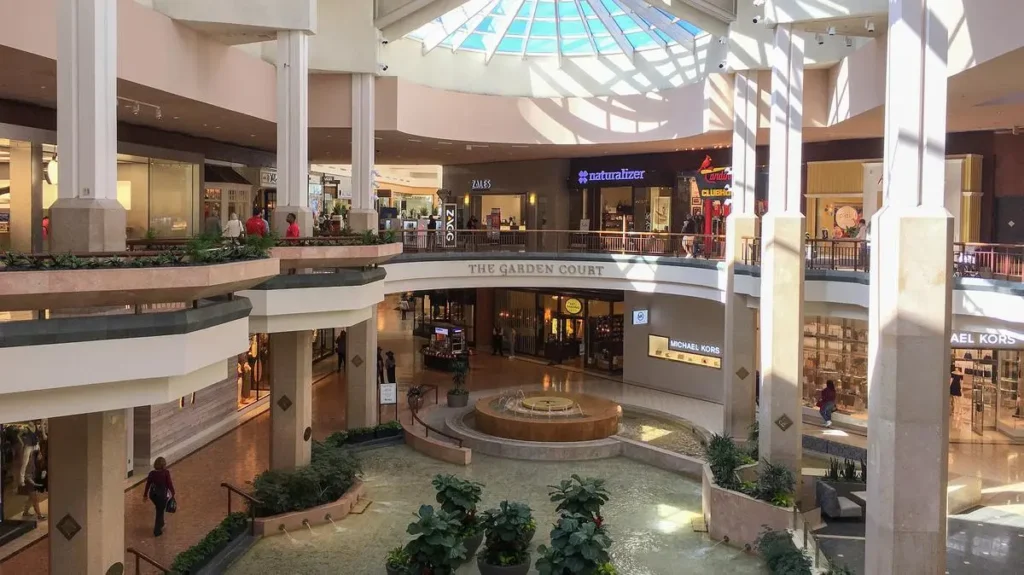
<box><xmin>204</xmin><ymin>165</ymin><xmax>252</xmax><ymax>186</ymax></box>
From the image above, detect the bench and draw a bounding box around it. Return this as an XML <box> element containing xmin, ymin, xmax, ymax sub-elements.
<box><xmin>816</xmin><ymin>481</ymin><xmax>863</xmax><ymax>519</ymax></box>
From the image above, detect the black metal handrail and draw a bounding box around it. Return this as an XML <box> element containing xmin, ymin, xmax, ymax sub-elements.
<box><xmin>126</xmin><ymin>547</ymin><xmax>170</xmax><ymax>574</ymax></box>
<box><xmin>220</xmin><ymin>482</ymin><xmax>261</xmax><ymax>536</ymax></box>
<box><xmin>410</xmin><ymin>409</ymin><xmax>463</xmax><ymax>448</ymax></box>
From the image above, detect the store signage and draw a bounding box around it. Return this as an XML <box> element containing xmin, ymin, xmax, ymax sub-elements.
<box><xmin>471</xmin><ymin>179</ymin><xmax>492</xmax><ymax>191</ymax></box>
<box><xmin>669</xmin><ymin>338</ymin><xmax>722</xmax><ymax>356</ymax></box>
<box><xmin>309</xmin><ymin>174</ymin><xmax>323</xmax><ymax>185</ymax></box>
<box><xmin>696</xmin><ymin>155</ymin><xmax>732</xmax><ymax>199</ymax></box>
<box><xmin>565</xmin><ymin>298</ymin><xmax>583</xmax><ymax>315</ymax></box>
<box><xmin>379</xmin><ymin>382</ymin><xmax>398</xmax><ymax>405</ymax></box>
<box><xmin>442</xmin><ymin>203</ymin><xmax>457</xmax><ymax>247</ymax></box>
<box><xmin>950</xmin><ymin>331</ymin><xmax>1024</xmax><ymax>349</ymax></box>
<box><xmin>260</xmin><ymin>168</ymin><xmax>278</xmax><ymax>187</ymax></box>
<box><xmin>632</xmin><ymin>309</ymin><xmax>649</xmax><ymax>325</ymax></box>
<box><xmin>577</xmin><ymin>169</ymin><xmax>646</xmax><ymax>185</ymax></box>
<box><xmin>467</xmin><ymin>262</ymin><xmax>607</xmax><ymax>278</ymax></box>
<box><xmin>435</xmin><ymin>327</ymin><xmax>450</xmax><ymax>335</ymax></box>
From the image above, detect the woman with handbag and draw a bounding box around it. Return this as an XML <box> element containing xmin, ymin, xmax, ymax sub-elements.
<box><xmin>143</xmin><ymin>457</ymin><xmax>176</xmax><ymax>537</ymax></box>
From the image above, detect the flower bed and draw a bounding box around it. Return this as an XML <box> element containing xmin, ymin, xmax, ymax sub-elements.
<box><xmin>171</xmin><ymin>512</ymin><xmax>249</xmax><ymax>574</ymax></box>
<box><xmin>249</xmin><ymin>442</ymin><xmax>361</xmax><ymax>519</ymax></box>
<box><xmin>324</xmin><ymin>421</ymin><xmax>404</xmax><ymax>447</ymax></box>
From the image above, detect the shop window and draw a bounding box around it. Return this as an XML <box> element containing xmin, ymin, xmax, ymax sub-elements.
<box><xmin>149</xmin><ymin>161</ymin><xmax>197</xmax><ymax>238</ymax></box>
<box><xmin>802</xmin><ymin>318</ymin><xmax>868</xmax><ymax>419</ymax></box>
<box><xmin>238</xmin><ymin>334</ymin><xmax>270</xmax><ymax>410</ymax></box>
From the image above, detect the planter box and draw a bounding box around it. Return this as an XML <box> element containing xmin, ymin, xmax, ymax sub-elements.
<box><xmin>701</xmin><ymin>465</ymin><xmax>815</xmax><ymax>550</ymax></box>
<box><xmin>0</xmin><ymin>258</ymin><xmax>280</xmax><ymax>311</ymax></box>
<box><xmin>375</xmin><ymin>427</ymin><xmax>403</xmax><ymax>440</ymax></box>
<box><xmin>348</xmin><ymin>431</ymin><xmax>376</xmax><ymax>444</ymax></box>
<box><xmin>253</xmin><ymin>480</ymin><xmax>365</xmax><ymax>537</ymax></box>
<box><xmin>271</xmin><ymin>243</ymin><xmax>402</xmax><ymax>271</ymax></box>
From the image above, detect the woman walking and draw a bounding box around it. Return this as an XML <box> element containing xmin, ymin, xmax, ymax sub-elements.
<box><xmin>817</xmin><ymin>380</ymin><xmax>837</xmax><ymax>428</ymax></box>
<box><xmin>144</xmin><ymin>457</ymin><xmax>175</xmax><ymax>537</ymax></box>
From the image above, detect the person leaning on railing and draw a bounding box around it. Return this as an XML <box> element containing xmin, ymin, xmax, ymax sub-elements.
<box><xmin>856</xmin><ymin>219</ymin><xmax>869</xmax><ymax>271</ymax></box>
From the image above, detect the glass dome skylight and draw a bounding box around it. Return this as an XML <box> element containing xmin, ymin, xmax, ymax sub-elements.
<box><xmin>406</xmin><ymin>0</ymin><xmax>704</xmax><ymax>62</ymax></box>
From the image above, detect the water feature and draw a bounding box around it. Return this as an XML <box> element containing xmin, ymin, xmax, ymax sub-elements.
<box><xmin>302</xmin><ymin>519</ymin><xmax>318</xmax><ymax>538</ymax></box>
<box><xmin>324</xmin><ymin>514</ymin><xmax>346</xmax><ymax>534</ymax></box>
<box><xmin>277</xmin><ymin>524</ymin><xmax>307</xmax><ymax>547</ymax></box>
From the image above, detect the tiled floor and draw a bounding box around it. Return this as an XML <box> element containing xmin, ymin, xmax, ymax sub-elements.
<box><xmin>4</xmin><ymin>296</ymin><xmax>1024</xmax><ymax>574</ymax></box>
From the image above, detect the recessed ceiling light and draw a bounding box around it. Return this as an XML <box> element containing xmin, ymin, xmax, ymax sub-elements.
<box><xmin>215</xmin><ymin>126</ymin><xmax>221</xmax><ymax>129</ymax></box>
<box><xmin>203</xmin><ymin>123</ymin><xmax>208</xmax><ymax>127</ymax></box>
<box><xmin>408</xmin><ymin>138</ymin><xmax>422</xmax><ymax>143</ymax></box>
<box><xmin>173</xmin><ymin>116</ymin><xmax>179</xmax><ymax>120</ymax></box>
<box><xmin>250</xmin><ymin>134</ymin><xmax>255</xmax><ymax>137</ymax></box>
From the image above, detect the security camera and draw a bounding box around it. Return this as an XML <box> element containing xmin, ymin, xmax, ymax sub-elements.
<box><xmin>752</xmin><ymin>16</ymin><xmax>760</xmax><ymax>24</ymax></box>
<box><xmin>379</xmin><ymin>63</ymin><xmax>389</xmax><ymax>72</ymax></box>
<box><xmin>718</xmin><ymin>62</ymin><xmax>726</xmax><ymax>69</ymax></box>
<box><xmin>815</xmin><ymin>34</ymin><xmax>824</xmax><ymax>46</ymax></box>
<box><xmin>381</xmin><ymin>39</ymin><xmax>389</xmax><ymax>45</ymax></box>
<box><xmin>827</xmin><ymin>26</ymin><xmax>836</xmax><ymax>36</ymax></box>
<box><xmin>866</xmin><ymin>20</ymin><xmax>876</xmax><ymax>33</ymax></box>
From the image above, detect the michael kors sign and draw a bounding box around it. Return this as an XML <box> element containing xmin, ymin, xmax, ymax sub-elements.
<box><xmin>950</xmin><ymin>331</ymin><xmax>1024</xmax><ymax>350</ymax></box>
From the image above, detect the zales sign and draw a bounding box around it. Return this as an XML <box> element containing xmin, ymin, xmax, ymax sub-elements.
<box><xmin>950</xmin><ymin>331</ymin><xmax>1024</xmax><ymax>350</ymax></box>
<box><xmin>467</xmin><ymin>263</ymin><xmax>607</xmax><ymax>278</ymax></box>
<box><xmin>471</xmin><ymin>179</ymin><xmax>492</xmax><ymax>191</ymax></box>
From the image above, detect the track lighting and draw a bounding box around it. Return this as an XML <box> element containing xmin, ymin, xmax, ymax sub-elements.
<box><xmin>815</xmin><ymin>34</ymin><xmax>824</xmax><ymax>46</ymax></box>
<box><xmin>845</xmin><ymin>36</ymin><xmax>853</xmax><ymax>48</ymax></box>
<box><xmin>866</xmin><ymin>20</ymin><xmax>875</xmax><ymax>33</ymax></box>
<box><xmin>827</xmin><ymin>26</ymin><xmax>836</xmax><ymax>36</ymax></box>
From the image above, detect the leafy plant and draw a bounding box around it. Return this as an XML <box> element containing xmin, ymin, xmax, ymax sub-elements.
<box><xmin>596</xmin><ymin>564</ymin><xmax>619</xmax><ymax>575</ymax></box>
<box><xmin>751</xmin><ymin>460</ymin><xmax>796</xmax><ymax>508</ymax></box>
<box><xmin>449</xmin><ymin>360</ymin><xmax>469</xmax><ymax>396</ymax></box>
<box><xmin>535</xmin><ymin>513</ymin><xmax>613</xmax><ymax>575</ymax></box>
<box><xmin>840</xmin><ymin>458</ymin><xmax>857</xmax><ymax>481</ymax></box>
<box><xmin>825</xmin><ymin>458</ymin><xmax>841</xmax><ymax>482</ymax></box>
<box><xmin>859</xmin><ymin>458</ymin><xmax>867</xmax><ymax>483</ymax></box>
<box><xmin>479</xmin><ymin>501</ymin><xmax>534</xmax><ymax>567</ymax></box>
<box><xmin>170</xmin><ymin>512</ymin><xmax>248</xmax><ymax>574</ymax></box>
<box><xmin>404</xmin><ymin>505</ymin><xmax>467</xmax><ymax>575</ymax></box>
<box><xmin>548</xmin><ymin>475</ymin><xmax>609</xmax><ymax>522</ymax></box>
<box><xmin>755</xmin><ymin>527</ymin><xmax>812</xmax><ymax>575</ymax></box>
<box><xmin>432</xmin><ymin>474</ymin><xmax>484</xmax><ymax>532</ymax></box>
<box><xmin>825</xmin><ymin>563</ymin><xmax>855</xmax><ymax>575</ymax></box>
<box><xmin>703</xmin><ymin>434</ymin><xmax>746</xmax><ymax>491</ymax></box>
<box><xmin>144</xmin><ymin>227</ymin><xmax>158</xmax><ymax>241</ymax></box>
<box><xmin>747</xmin><ymin>421</ymin><xmax>760</xmax><ymax>460</ymax></box>
<box><xmin>248</xmin><ymin>441</ymin><xmax>361</xmax><ymax>517</ymax></box>
<box><xmin>385</xmin><ymin>545</ymin><xmax>410</xmax><ymax>573</ymax></box>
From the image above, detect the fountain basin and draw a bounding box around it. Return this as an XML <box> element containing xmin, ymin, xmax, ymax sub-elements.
<box><xmin>474</xmin><ymin>393</ymin><xmax>621</xmax><ymax>442</ymax></box>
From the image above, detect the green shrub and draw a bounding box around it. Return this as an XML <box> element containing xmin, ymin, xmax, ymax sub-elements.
<box><xmin>323</xmin><ymin>430</ymin><xmax>348</xmax><ymax>448</ymax></box>
<box><xmin>480</xmin><ymin>501</ymin><xmax>533</xmax><ymax>567</ymax></box>
<box><xmin>404</xmin><ymin>505</ymin><xmax>466</xmax><ymax>575</ymax></box>
<box><xmin>385</xmin><ymin>545</ymin><xmax>410</xmax><ymax>574</ymax></box>
<box><xmin>432</xmin><ymin>474</ymin><xmax>484</xmax><ymax>533</ymax></box>
<box><xmin>536</xmin><ymin>513</ymin><xmax>613</xmax><ymax>575</ymax></box>
<box><xmin>248</xmin><ymin>441</ymin><xmax>361</xmax><ymax>517</ymax></box>
<box><xmin>703</xmin><ymin>434</ymin><xmax>747</xmax><ymax>491</ymax></box>
<box><xmin>547</xmin><ymin>474</ymin><xmax>609</xmax><ymax>521</ymax></box>
<box><xmin>751</xmin><ymin>460</ymin><xmax>796</xmax><ymax>508</ymax></box>
<box><xmin>378</xmin><ymin>420</ymin><xmax>403</xmax><ymax>432</ymax></box>
<box><xmin>755</xmin><ymin>527</ymin><xmax>812</xmax><ymax>575</ymax></box>
<box><xmin>170</xmin><ymin>512</ymin><xmax>248</xmax><ymax>574</ymax></box>
<box><xmin>747</xmin><ymin>421</ymin><xmax>760</xmax><ymax>460</ymax></box>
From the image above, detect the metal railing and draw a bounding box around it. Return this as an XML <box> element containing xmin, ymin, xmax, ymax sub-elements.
<box><xmin>743</xmin><ymin>237</ymin><xmax>868</xmax><ymax>271</ymax></box>
<box><xmin>126</xmin><ymin>547</ymin><xmax>170</xmax><ymax>574</ymax></box>
<box><xmin>399</xmin><ymin>229</ymin><xmax>726</xmax><ymax>259</ymax></box>
<box><xmin>409</xmin><ymin>401</ymin><xmax>463</xmax><ymax>448</ymax></box>
<box><xmin>220</xmin><ymin>482</ymin><xmax>261</xmax><ymax>536</ymax></box>
<box><xmin>790</xmin><ymin>505</ymin><xmax>826</xmax><ymax>570</ymax></box>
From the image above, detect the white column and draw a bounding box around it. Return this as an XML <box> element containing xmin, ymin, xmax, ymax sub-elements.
<box><xmin>270</xmin><ymin>330</ymin><xmax>313</xmax><ymax>470</ymax></box>
<box><xmin>52</xmin><ymin>0</ymin><xmax>125</xmax><ymax>252</ymax></box>
<box><xmin>273</xmin><ymin>30</ymin><xmax>313</xmax><ymax>236</ymax></box>
<box><xmin>349</xmin><ymin>73</ymin><xmax>378</xmax><ymax>233</ymax></box>
<box><xmin>865</xmin><ymin>0</ymin><xmax>952</xmax><ymax>572</ymax></box>
<box><xmin>757</xmin><ymin>24</ymin><xmax>805</xmax><ymax>478</ymax></box>
<box><xmin>346</xmin><ymin>307</ymin><xmax>379</xmax><ymax>429</ymax></box>
<box><xmin>722</xmin><ymin>70</ymin><xmax>759</xmax><ymax>439</ymax></box>
<box><xmin>862</xmin><ymin>162</ymin><xmax>881</xmax><ymax>222</ymax></box>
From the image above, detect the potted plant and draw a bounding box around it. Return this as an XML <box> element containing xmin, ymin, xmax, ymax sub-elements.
<box><xmin>404</xmin><ymin>505</ymin><xmax>467</xmax><ymax>575</ymax></box>
<box><xmin>535</xmin><ymin>513</ymin><xmax>615</xmax><ymax>575</ymax></box>
<box><xmin>347</xmin><ymin>426</ymin><xmax>375</xmax><ymax>444</ymax></box>
<box><xmin>478</xmin><ymin>501</ymin><xmax>534</xmax><ymax>575</ymax></box>
<box><xmin>447</xmin><ymin>360</ymin><xmax>470</xmax><ymax>408</ymax></box>
<box><xmin>385</xmin><ymin>545</ymin><xmax>410</xmax><ymax>575</ymax></box>
<box><xmin>548</xmin><ymin>474</ymin><xmax>610</xmax><ymax>522</ymax></box>
<box><xmin>432</xmin><ymin>474</ymin><xmax>485</xmax><ymax>558</ymax></box>
<box><xmin>376</xmin><ymin>420</ymin><xmax>403</xmax><ymax>439</ymax></box>
<box><xmin>408</xmin><ymin>385</ymin><xmax>425</xmax><ymax>412</ymax></box>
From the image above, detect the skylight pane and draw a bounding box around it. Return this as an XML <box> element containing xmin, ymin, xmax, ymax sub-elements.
<box><xmin>461</xmin><ymin>33</ymin><xmax>487</xmax><ymax>51</ymax></box>
<box><xmin>534</xmin><ymin>1</ymin><xmax>556</xmax><ymax>18</ymax></box>
<box><xmin>601</xmin><ymin>0</ymin><xmax>624</xmax><ymax>16</ymax></box>
<box><xmin>654</xmin><ymin>29</ymin><xmax>672</xmax><ymax>44</ymax></box>
<box><xmin>678</xmin><ymin>21</ymin><xmax>702</xmax><ymax>35</ymax></box>
<box><xmin>560</xmin><ymin>19</ymin><xmax>587</xmax><ymax>36</ymax></box>
<box><xmin>517</xmin><ymin>0</ymin><xmax>534</xmax><ymax>17</ymax></box>
<box><xmin>557</xmin><ymin>1</ymin><xmax>579</xmax><ymax>18</ymax></box>
<box><xmin>625</xmin><ymin>31</ymin><xmax>655</xmax><ymax>49</ymax></box>
<box><xmin>531</xmin><ymin>20</ymin><xmax>557</xmax><ymax>36</ymax></box>
<box><xmin>586</xmin><ymin>17</ymin><xmax>608</xmax><ymax>34</ymax></box>
<box><xmin>508</xmin><ymin>18</ymin><xmax>529</xmax><ymax>35</ymax></box>
<box><xmin>477</xmin><ymin>16</ymin><xmax>497</xmax><ymax>34</ymax></box>
<box><xmin>594</xmin><ymin>35</ymin><xmax>620</xmax><ymax>53</ymax></box>
<box><xmin>526</xmin><ymin>37</ymin><xmax>557</xmax><ymax>53</ymax></box>
<box><xmin>498</xmin><ymin>36</ymin><xmax>525</xmax><ymax>53</ymax></box>
<box><xmin>561</xmin><ymin>38</ymin><xmax>593</xmax><ymax>54</ymax></box>
<box><xmin>579</xmin><ymin>1</ymin><xmax>596</xmax><ymax>17</ymax></box>
<box><xmin>613</xmin><ymin>15</ymin><xmax>639</xmax><ymax>32</ymax></box>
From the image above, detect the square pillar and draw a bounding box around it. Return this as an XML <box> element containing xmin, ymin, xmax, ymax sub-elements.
<box><xmin>758</xmin><ymin>24</ymin><xmax>805</xmax><ymax>478</ymax></box>
<box><xmin>9</xmin><ymin>141</ymin><xmax>44</xmax><ymax>253</ymax></box>
<box><xmin>274</xmin><ymin>30</ymin><xmax>313</xmax><ymax>237</ymax></box>
<box><xmin>48</xmin><ymin>411</ymin><xmax>126</xmax><ymax>575</ymax></box>
<box><xmin>270</xmin><ymin>331</ymin><xmax>313</xmax><ymax>471</ymax></box>
<box><xmin>865</xmin><ymin>0</ymin><xmax>952</xmax><ymax>572</ymax></box>
<box><xmin>349</xmin><ymin>73</ymin><xmax>378</xmax><ymax>233</ymax></box>
<box><xmin>723</xmin><ymin>70</ymin><xmax>760</xmax><ymax>439</ymax></box>
<box><xmin>346</xmin><ymin>307</ymin><xmax>379</xmax><ymax>429</ymax></box>
<box><xmin>53</xmin><ymin>0</ymin><xmax>125</xmax><ymax>253</ymax></box>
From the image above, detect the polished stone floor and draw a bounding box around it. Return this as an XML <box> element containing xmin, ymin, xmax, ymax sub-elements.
<box><xmin>226</xmin><ymin>445</ymin><xmax>766</xmax><ymax>575</ymax></box>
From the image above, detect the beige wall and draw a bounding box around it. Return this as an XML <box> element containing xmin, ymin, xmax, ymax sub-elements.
<box><xmin>624</xmin><ymin>291</ymin><xmax>725</xmax><ymax>404</ymax></box>
<box><xmin>442</xmin><ymin>160</ymin><xmax>571</xmax><ymax>231</ymax></box>
<box><xmin>118</xmin><ymin>163</ymin><xmax>150</xmax><ymax>237</ymax></box>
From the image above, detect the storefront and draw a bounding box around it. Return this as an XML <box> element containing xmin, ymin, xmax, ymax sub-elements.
<box><xmin>570</xmin><ymin>166</ymin><xmax>676</xmax><ymax>232</ymax></box>
<box><xmin>412</xmin><ymin>290</ymin><xmax>477</xmax><ymax>347</ymax></box>
<box><xmin>494</xmin><ymin>288</ymin><xmax>625</xmax><ymax>373</ymax></box>
<box><xmin>202</xmin><ymin>164</ymin><xmax>254</xmax><ymax>232</ymax></box>
<box><xmin>801</xmin><ymin>317</ymin><xmax>868</xmax><ymax>420</ymax></box>
<box><xmin>236</xmin><ymin>329</ymin><xmax>338</xmax><ymax>411</ymax></box>
<box><xmin>950</xmin><ymin>330</ymin><xmax>1024</xmax><ymax>439</ymax></box>
<box><xmin>442</xmin><ymin>160</ymin><xmax>572</xmax><ymax>233</ymax></box>
<box><xmin>0</xmin><ymin>419</ymin><xmax>47</xmax><ymax>543</ymax></box>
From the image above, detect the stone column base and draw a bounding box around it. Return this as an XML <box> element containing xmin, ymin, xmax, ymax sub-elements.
<box><xmin>272</xmin><ymin>205</ymin><xmax>314</xmax><ymax>238</ymax></box>
<box><xmin>49</xmin><ymin>198</ymin><xmax>126</xmax><ymax>253</ymax></box>
<box><xmin>348</xmin><ymin>209</ymin><xmax>378</xmax><ymax>234</ymax></box>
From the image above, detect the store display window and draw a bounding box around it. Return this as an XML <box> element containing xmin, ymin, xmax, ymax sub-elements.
<box><xmin>412</xmin><ymin>290</ymin><xmax>476</xmax><ymax>347</ymax></box>
<box><xmin>237</xmin><ymin>334</ymin><xmax>270</xmax><ymax>410</ymax></box>
<box><xmin>801</xmin><ymin>317</ymin><xmax>868</xmax><ymax>420</ymax></box>
<box><xmin>1</xmin><ymin>420</ymin><xmax>47</xmax><ymax>524</ymax></box>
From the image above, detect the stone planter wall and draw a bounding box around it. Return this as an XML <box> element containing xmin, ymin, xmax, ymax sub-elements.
<box><xmin>701</xmin><ymin>465</ymin><xmax>808</xmax><ymax>550</ymax></box>
<box><xmin>271</xmin><ymin>243</ymin><xmax>402</xmax><ymax>270</ymax></box>
<box><xmin>253</xmin><ymin>481</ymin><xmax>365</xmax><ymax>537</ymax></box>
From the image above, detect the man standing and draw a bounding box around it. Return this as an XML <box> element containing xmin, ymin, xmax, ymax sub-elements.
<box><xmin>246</xmin><ymin>207</ymin><xmax>268</xmax><ymax>237</ymax></box>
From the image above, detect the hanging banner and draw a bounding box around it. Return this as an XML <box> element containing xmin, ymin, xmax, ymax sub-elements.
<box><xmin>442</xmin><ymin>203</ymin><xmax>457</xmax><ymax>247</ymax></box>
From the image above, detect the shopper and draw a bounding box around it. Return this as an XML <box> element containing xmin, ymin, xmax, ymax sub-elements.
<box><xmin>385</xmin><ymin>350</ymin><xmax>397</xmax><ymax>384</ymax></box>
<box><xmin>377</xmin><ymin>347</ymin><xmax>386</xmax><ymax>385</ymax></box>
<box><xmin>508</xmin><ymin>327</ymin><xmax>517</xmax><ymax>359</ymax></box>
<box><xmin>19</xmin><ymin>449</ymin><xmax>45</xmax><ymax>521</ymax></box>
<box><xmin>336</xmin><ymin>331</ymin><xmax>346</xmax><ymax>373</ymax></box>
<box><xmin>950</xmin><ymin>363</ymin><xmax>963</xmax><ymax>413</ymax></box>
<box><xmin>817</xmin><ymin>380</ymin><xmax>837</xmax><ymax>428</ymax></box>
<box><xmin>144</xmin><ymin>457</ymin><xmax>175</xmax><ymax>537</ymax></box>
<box><xmin>427</xmin><ymin>215</ymin><xmax>439</xmax><ymax>249</ymax></box>
<box><xmin>399</xmin><ymin>297</ymin><xmax>410</xmax><ymax>320</ymax></box>
<box><xmin>204</xmin><ymin>208</ymin><xmax>222</xmax><ymax>237</ymax></box>
<box><xmin>855</xmin><ymin>218</ymin><xmax>868</xmax><ymax>270</ymax></box>
<box><xmin>245</xmin><ymin>208</ymin><xmax>268</xmax><ymax>237</ymax></box>
<box><xmin>223</xmin><ymin>212</ymin><xmax>244</xmax><ymax>240</ymax></box>
<box><xmin>285</xmin><ymin>212</ymin><xmax>301</xmax><ymax>238</ymax></box>
<box><xmin>492</xmin><ymin>326</ymin><xmax>505</xmax><ymax>357</ymax></box>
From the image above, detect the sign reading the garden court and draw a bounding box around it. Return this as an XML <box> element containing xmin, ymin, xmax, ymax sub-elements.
<box><xmin>466</xmin><ymin>262</ymin><xmax>607</xmax><ymax>278</ymax></box>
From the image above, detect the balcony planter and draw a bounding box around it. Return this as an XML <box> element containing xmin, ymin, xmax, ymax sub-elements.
<box><xmin>0</xmin><ymin>258</ymin><xmax>279</xmax><ymax>311</ymax></box>
<box><xmin>270</xmin><ymin>242</ymin><xmax>402</xmax><ymax>271</ymax></box>
<box><xmin>375</xmin><ymin>422</ymin><xmax>404</xmax><ymax>439</ymax></box>
<box><xmin>346</xmin><ymin>428</ymin><xmax>376</xmax><ymax>444</ymax></box>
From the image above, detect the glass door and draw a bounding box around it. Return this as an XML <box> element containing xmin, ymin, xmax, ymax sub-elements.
<box><xmin>955</xmin><ymin>349</ymin><xmax>996</xmax><ymax>435</ymax></box>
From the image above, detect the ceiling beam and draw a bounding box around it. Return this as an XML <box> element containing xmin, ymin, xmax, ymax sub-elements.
<box><xmin>590</xmin><ymin>0</ymin><xmax>635</xmax><ymax>61</ymax></box>
<box><xmin>572</xmin><ymin>0</ymin><xmax>598</xmax><ymax>55</ymax></box>
<box><xmin>519</xmin><ymin>0</ymin><xmax>539</xmax><ymax>60</ymax></box>
<box><xmin>448</xmin><ymin>0</ymin><xmax>501</xmax><ymax>51</ymax></box>
<box><xmin>376</xmin><ymin>0</ymin><xmax>466</xmax><ymax>41</ymax></box>
<box><xmin>555</xmin><ymin>2</ymin><xmax>563</xmax><ymax>66</ymax></box>
<box><xmin>646</xmin><ymin>0</ymin><xmax>730</xmax><ymax>37</ymax></box>
<box><xmin>420</xmin><ymin>0</ymin><xmax>492</xmax><ymax>54</ymax></box>
<box><xmin>484</xmin><ymin>0</ymin><xmax>526</xmax><ymax>64</ymax></box>
<box><xmin>618</xmin><ymin>0</ymin><xmax>695</xmax><ymax>49</ymax></box>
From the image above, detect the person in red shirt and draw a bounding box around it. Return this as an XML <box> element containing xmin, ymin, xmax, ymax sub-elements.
<box><xmin>285</xmin><ymin>212</ymin><xmax>300</xmax><ymax>238</ymax></box>
<box><xmin>245</xmin><ymin>207</ymin><xmax>267</xmax><ymax>237</ymax></box>
<box><xmin>144</xmin><ymin>457</ymin><xmax>175</xmax><ymax>537</ymax></box>
<box><xmin>817</xmin><ymin>380</ymin><xmax>837</xmax><ymax>428</ymax></box>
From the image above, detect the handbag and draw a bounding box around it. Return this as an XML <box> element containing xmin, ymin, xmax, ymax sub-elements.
<box><xmin>165</xmin><ymin>494</ymin><xmax>178</xmax><ymax>514</ymax></box>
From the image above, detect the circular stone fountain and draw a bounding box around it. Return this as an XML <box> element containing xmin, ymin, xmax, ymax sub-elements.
<box><xmin>473</xmin><ymin>392</ymin><xmax>621</xmax><ymax>442</ymax></box>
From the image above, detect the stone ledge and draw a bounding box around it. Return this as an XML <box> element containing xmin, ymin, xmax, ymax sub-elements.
<box><xmin>444</xmin><ymin>411</ymin><xmax>621</xmax><ymax>461</ymax></box>
<box><xmin>271</xmin><ymin>243</ymin><xmax>402</xmax><ymax>270</ymax></box>
<box><xmin>250</xmin><ymin>267</ymin><xmax>386</xmax><ymax>290</ymax></box>
<box><xmin>401</xmin><ymin>417</ymin><xmax>471</xmax><ymax>465</ymax></box>
<box><xmin>252</xmin><ymin>480</ymin><xmax>365</xmax><ymax>537</ymax></box>
<box><xmin>616</xmin><ymin>437</ymin><xmax>705</xmax><ymax>480</ymax></box>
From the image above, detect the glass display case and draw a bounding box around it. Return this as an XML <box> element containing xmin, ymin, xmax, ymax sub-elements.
<box><xmin>420</xmin><ymin>323</ymin><xmax>468</xmax><ymax>371</ymax></box>
<box><xmin>802</xmin><ymin>318</ymin><xmax>869</xmax><ymax>420</ymax></box>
